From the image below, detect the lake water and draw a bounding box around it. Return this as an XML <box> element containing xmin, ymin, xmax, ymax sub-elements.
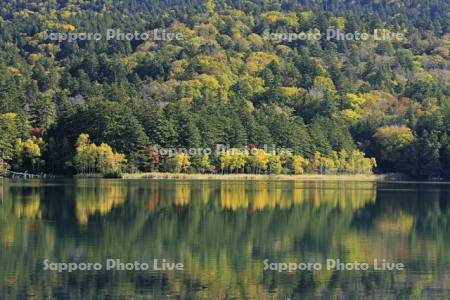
<box><xmin>0</xmin><ymin>179</ymin><xmax>449</xmax><ymax>299</ymax></box>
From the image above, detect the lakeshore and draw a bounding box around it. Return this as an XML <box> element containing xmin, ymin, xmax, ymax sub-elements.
<box><xmin>120</xmin><ymin>172</ymin><xmax>399</xmax><ymax>181</ymax></box>
<box><xmin>5</xmin><ymin>172</ymin><xmax>438</xmax><ymax>182</ymax></box>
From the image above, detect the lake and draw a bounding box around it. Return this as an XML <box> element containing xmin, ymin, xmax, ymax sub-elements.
<box><xmin>0</xmin><ymin>179</ymin><xmax>449</xmax><ymax>299</ymax></box>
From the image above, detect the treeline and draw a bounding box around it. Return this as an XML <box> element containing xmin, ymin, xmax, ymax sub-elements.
<box><xmin>73</xmin><ymin>133</ymin><xmax>376</xmax><ymax>176</ymax></box>
<box><xmin>0</xmin><ymin>0</ymin><xmax>449</xmax><ymax>178</ymax></box>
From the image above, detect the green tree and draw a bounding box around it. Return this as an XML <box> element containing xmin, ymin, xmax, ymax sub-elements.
<box><xmin>373</xmin><ymin>126</ymin><xmax>415</xmax><ymax>173</ymax></box>
<box><xmin>192</xmin><ymin>153</ymin><xmax>214</xmax><ymax>173</ymax></box>
<box><xmin>268</xmin><ymin>152</ymin><xmax>282</xmax><ymax>174</ymax></box>
<box><xmin>0</xmin><ymin>113</ymin><xmax>22</xmax><ymax>162</ymax></box>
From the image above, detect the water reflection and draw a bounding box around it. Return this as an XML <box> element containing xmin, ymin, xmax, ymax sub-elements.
<box><xmin>143</xmin><ymin>180</ymin><xmax>377</xmax><ymax>212</ymax></box>
<box><xmin>75</xmin><ymin>182</ymin><xmax>127</xmax><ymax>224</ymax></box>
<box><xmin>0</xmin><ymin>179</ymin><xmax>449</xmax><ymax>299</ymax></box>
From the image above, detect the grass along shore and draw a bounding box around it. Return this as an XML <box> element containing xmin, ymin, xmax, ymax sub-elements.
<box><xmin>121</xmin><ymin>172</ymin><xmax>401</xmax><ymax>181</ymax></box>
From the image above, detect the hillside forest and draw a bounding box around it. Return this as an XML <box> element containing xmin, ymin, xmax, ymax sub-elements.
<box><xmin>0</xmin><ymin>0</ymin><xmax>449</xmax><ymax>178</ymax></box>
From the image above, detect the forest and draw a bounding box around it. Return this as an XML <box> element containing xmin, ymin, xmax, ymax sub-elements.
<box><xmin>0</xmin><ymin>0</ymin><xmax>449</xmax><ymax>178</ymax></box>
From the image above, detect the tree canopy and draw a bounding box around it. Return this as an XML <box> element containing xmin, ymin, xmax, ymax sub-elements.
<box><xmin>0</xmin><ymin>0</ymin><xmax>448</xmax><ymax>178</ymax></box>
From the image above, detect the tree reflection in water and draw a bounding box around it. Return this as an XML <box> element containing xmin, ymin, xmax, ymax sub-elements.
<box><xmin>0</xmin><ymin>179</ymin><xmax>449</xmax><ymax>299</ymax></box>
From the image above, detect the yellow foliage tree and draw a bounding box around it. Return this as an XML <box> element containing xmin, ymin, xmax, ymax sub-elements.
<box><xmin>291</xmin><ymin>155</ymin><xmax>309</xmax><ymax>174</ymax></box>
<box><xmin>13</xmin><ymin>137</ymin><xmax>44</xmax><ymax>172</ymax></box>
<box><xmin>174</xmin><ymin>152</ymin><xmax>191</xmax><ymax>173</ymax></box>
<box><xmin>313</xmin><ymin>76</ymin><xmax>337</xmax><ymax>96</ymax></box>
<box><xmin>219</xmin><ymin>149</ymin><xmax>247</xmax><ymax>173</ymax></box>
<box><xmin>246</xmin><ymin>148</ymin><xmax>269</xmax><ymax>174</ymax></box>
<box><xmin>74</xmin><ymin>134</ymin><xmax>127</xmax><ymax>175</ymax></box>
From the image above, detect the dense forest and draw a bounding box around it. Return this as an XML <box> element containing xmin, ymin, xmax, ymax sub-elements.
<box><xmin>0</xmin><ymin>0</ymin><xmax>449</xmax><ymax>178</ymax></box>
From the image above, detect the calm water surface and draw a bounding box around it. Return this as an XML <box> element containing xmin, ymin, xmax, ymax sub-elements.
<box><xmin>0</xmin><ymin>179</ymin><xmax>449</xmax><ymax>299</ymax></box>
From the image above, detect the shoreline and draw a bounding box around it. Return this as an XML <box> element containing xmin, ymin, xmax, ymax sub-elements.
<box><xmin>3</xmin><ymin>172</ymin><xmax>449</xmax><ymax>183</ymax></box>
<box><xmin>120</xmin><ymin>172</ymin><xmax>402</xmax><ymax>181</ymax></box>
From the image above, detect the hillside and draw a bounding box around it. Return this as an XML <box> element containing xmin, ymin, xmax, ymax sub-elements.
<box><xmin>0</xmin><ymin>0</ymin><xmax>449</xmax><ymax>178</ymax></box>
